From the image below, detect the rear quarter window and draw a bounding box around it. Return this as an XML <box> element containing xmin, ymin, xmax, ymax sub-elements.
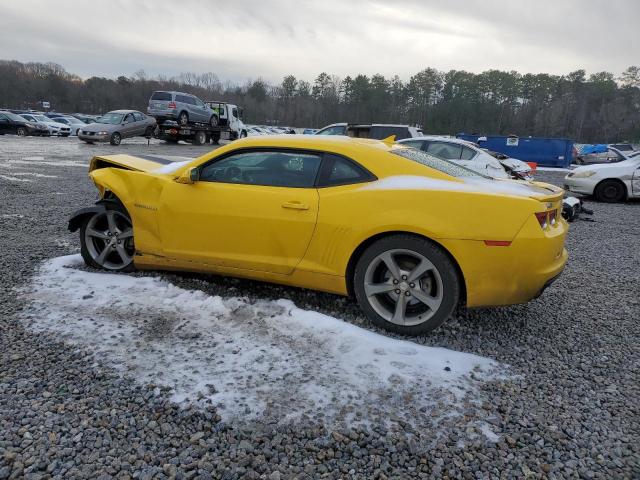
<box><xmin>150</xmin><ymin>91</ymin><xmax>172</xmax><ymax>101</ymax></box>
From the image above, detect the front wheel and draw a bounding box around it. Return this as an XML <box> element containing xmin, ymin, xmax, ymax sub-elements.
<box><xmin>80</xmin><ymin>204</ymin><xmax>135</xmax><ymax>271</ymax></box>
<box><xmin>209</xmin><ymin>115</ymin><xmax>219</xmax><ymax>127</ymax></box>
<box><xmin>110</xmin><ymin>132</ymin><xmax>121</xmax><ymax>146</ymax></box>
<box><xmin>594</xmin><ymin>179</ymin><xmax>625</xmax><ymax>203</ymax></box>
<box><xmin>354</xmin><ymin>235</ymin><xmax>460</xmax><ymax>336</ymax></box>
<box><xmin>17</xmin><ymin>127</ymin><xmax>27</xmax><ymax>136</ymax></box>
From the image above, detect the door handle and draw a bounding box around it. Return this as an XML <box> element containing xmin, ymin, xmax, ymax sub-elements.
<box><xmin>282</xmin><ymin>201</ymin><xmax>309</xmax><ymax>210</ymax></box>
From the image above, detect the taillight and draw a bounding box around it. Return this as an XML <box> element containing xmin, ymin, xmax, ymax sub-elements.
<box><xmin>535</xmin><ymin>209</ymin><xmax>558</xmax><ymax>229</ymax></box>
<box><xmin>535</xmin><ymin>212</ymin><xmax>548</xmax><ymax>229</ymax></box>
<box><xmin>168</xmin><ymin>102</ymin><xmax>176</xmax><ymax>109</ymax></box>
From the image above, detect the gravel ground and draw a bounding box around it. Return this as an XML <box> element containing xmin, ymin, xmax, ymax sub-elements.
<box><xmin>1</xmin><ymin>136</ymin><xmax>638</xmax><ymax>479</ymax></box>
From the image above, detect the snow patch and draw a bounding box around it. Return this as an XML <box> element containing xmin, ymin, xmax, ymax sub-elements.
<box><xmin>22</xmin><ymin>255</ymin><xmax>504</xmax><ymax>428</ymax></box>
<box><xmin>155</xmin><ymin>160</ymin><xmax>191</xmax><ymax>174</ymax></box>
<box><xmin>0</xmin><ymin>174</ymin><xmax>32</xmax><ymax>182</ymax></box>
<box><xmin>363</xmin><ymin>175</ymin><xmax>558</xmax><ymax>197</ymax></box>
<box><xmin>13</xmin><ymin>172</ymin><xmax>58</xmax><ymax>178</ymax></box>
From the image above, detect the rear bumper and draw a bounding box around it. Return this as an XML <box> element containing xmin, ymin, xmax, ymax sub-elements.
<box><xmin>441</xmin><ymin>216</ymin><xmax>569</xmax><ymax>308</ymax></box>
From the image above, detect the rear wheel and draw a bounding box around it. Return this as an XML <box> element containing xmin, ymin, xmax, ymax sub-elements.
<box><xmin>80</xmin><ymin>204</ymin><xmax>135</xmax><ymax>272</ymax></box>
<box><xmin>109</xmin><ymin>132</ymin><xmax>122</xmax><ymax>146</ymax></box>
<box><xmin>144</xmin><ymin>126</ymin><xmax>154</xmax><ymax>139</ymax></box>
<box><xmin>354</xmin><ymin>235</ymin><xmax>460</xmax><ymax>336</ymax></box>
<box><xmin>594</xmin><ymin>179</ymin><xmax>625</xmax><ymax>203</ymax></box>
<box><xmin>193</xmin><ymin>130</ymin><xmax>207</xmax><ymax>146</ymax></box>
<box><xmin>210</xmin><ymin>115</ymin><xmax>219</xmax><ymax>127</ymax></box>
<box><xmin>16</xmin><ymin>127</ymin><xmax>27</xmax><ymax>137</ymax></box>
<box><xmin>178</xmin><ymin>111</ymin><xmax>189</xmax><ymax>126</ymax></box>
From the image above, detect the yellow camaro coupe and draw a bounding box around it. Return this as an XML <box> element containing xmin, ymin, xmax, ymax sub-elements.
<box><xmin>69</xmin><ymin>135</ymin><xmax>568</xmax><ymax>335</ymax></box>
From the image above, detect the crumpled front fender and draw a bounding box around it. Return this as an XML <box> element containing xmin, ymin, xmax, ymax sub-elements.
<box><xmin>67</xmin><ymin>200</ymin><xmax>119</xmax><ymax>232</ymax></box>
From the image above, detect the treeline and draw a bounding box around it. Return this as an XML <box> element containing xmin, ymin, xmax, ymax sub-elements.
<box><xmin>1</xmin><ymin>59</ymin><xmax>639</xmax><ymax>142</ymax></box>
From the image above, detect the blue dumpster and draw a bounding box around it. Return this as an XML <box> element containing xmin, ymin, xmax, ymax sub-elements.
<box><xmin>456</xmin><ymin>134</ymin><xmax>575</xmax><ymax>168</ymax></box>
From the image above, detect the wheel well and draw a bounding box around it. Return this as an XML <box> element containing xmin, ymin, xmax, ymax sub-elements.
<box><xmin>595</xmin><ymin>178</ymin><xmax>627</xmax><ymax>196</ymax></box>
<box><xmin>345</xmin><ymin>231</ymin><xmax>467</xmax><ymax>304</ymax></box>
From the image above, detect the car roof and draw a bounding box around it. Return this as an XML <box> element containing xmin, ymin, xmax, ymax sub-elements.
<box><xmin>108</xmin><ymin>110</ymin><xmax>138</xmax><ymax>114</ymax></box>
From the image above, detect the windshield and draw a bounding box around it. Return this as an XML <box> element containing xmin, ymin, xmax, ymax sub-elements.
<box><xmin>391</xmin><ymin>146</ymin><xmax>487</xmax><ymax>178</ymax></box>
<box><xmin>97</xmin><ymin>113</ymin><xmax>124</xmax><ymax>125</ymax></box>
<box><xmin>32</xmin><ymin>115</ymin><xmax>49</xmax><ymax>122</ymax></box>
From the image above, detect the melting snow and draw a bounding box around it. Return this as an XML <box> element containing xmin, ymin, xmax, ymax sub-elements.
<box><xmin>363</xmin><ymin>175</ymin><xmax>558</xmax><ymax>197</ymax></box>
<box><xmin>22</xmin><ymin>255</ymin><xmax>504</xmax><ymax>429</ymax></box>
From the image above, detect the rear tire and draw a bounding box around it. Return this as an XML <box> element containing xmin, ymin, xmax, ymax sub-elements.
<box><xmin>210</xmin><ymin>115</ymin><xmax>219</xmax><ymax>127</ymax></box>
<box><xmin>109</xmin><ymin>132</ymin><xmax>122</xmax><ymax>146</ymax></box>
<box><xmin>594</xmin><ymin>179</ymin><xmax>625</xmax><ymax>203</ymax></box>
<box><xmin>193</xmin><ymin>130</ymin><xmax>207</xmax><ymax>146</ymax></box>
<box><xmin>178</xmin><ymin>111</ymin><xmax>189</xmax><ymax>126</ymax></box>
<box><xmin>353</xmin><ymin>235</ymin><xmax>460</xmax><ymax>336</ymax></box>
<box><xmin>144</xmin><ymin>126</ymin><xmax>154</xmax><ymax>139</ymax></box>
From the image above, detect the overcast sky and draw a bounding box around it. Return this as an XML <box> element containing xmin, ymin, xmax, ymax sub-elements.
<box><xmin>0</xmin><ymin>0</ymin><xmax>636</xmax><ymax>84</ymax></box>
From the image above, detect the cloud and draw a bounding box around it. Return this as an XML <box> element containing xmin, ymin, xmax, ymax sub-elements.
<box><xmin>0</xmin><ymin>0</ymin><xmax>636</xmax><ymax>83</ymax></box>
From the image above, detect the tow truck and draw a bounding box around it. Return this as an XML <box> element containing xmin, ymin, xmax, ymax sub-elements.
<box><xmin>155</xmin><ymin>101</ymin><xmax>248</xmax><ymax>145</ymax></box>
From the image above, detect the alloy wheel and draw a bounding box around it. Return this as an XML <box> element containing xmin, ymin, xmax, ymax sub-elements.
<box><xmin>84</xmin><ymin>210</ymin><xmax>134</xmax><ymax>270</ymax></box>
<box><xmin>363</xmin><ymin>249</ymin><xmax>444</xmax><ymax>326</ymax></box>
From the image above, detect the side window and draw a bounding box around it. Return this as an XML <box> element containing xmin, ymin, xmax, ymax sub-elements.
<box><xmin>133</xmin><ymin>112</ymin><xmax>145</xmax><ymax>121</ymax></box>
<box><xmin>318</xmin><ymin>154</ymin><xmax>375</xmax><ymax>187</ymax></box>
<box><xmin>194</xmin><ymin>97</ymin><xmax>204</xmax><ymax>107</ymax></box>
<box><xmin>124</xmin><ymin>114</ymin><xmax>134</xmax><ymax>123</ymax></box>
<box><xmin>460</xmin><ymin>146</ymin><xmax>476</xmax><ymax>160</ymax></box>
<box><xmin>425</xmin><ymin>142</ymin><xmax>463</xmax><ymax>160</ymax></box>
<box><xmin>0</xmin><ymin>113</ymin><xmax>7</xmax><ymax>121</ymax></box>
<box><xmin>232</xmin><ymin>108</ymin><xmax>238</xmax><ymax>118</ymax></box>
<box><xmin>176</xmin><ymin>95</ymin><xmax>188</xmax><ymax>104</ymax></box>
<box><xmin>199</xmin><ymin>151</ymin><xmax>321</xmax><ymax>188</ymax></box>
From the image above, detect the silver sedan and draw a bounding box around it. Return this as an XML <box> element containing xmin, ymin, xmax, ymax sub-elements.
<box><xmin>78</xmin><ymin>110</ymin><xmax>156</xmax><ymax>146</ymax></box>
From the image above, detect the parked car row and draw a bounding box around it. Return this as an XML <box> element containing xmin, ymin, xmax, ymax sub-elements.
<box><xmin>0</xmin><ymin>109</ymin><xmax>101</xmax><ymax>136</ymax></box>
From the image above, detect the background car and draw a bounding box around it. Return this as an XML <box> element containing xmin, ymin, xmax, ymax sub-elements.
<box><xmin>397</xmin><ymin>136</ymin><xmax>521</xmax><ymax>179</ymax></box>
<box><xmin>20</xmin><ymin>113</ymin><xmax>71</xmax><ymax>136</ymax></box>
<box><xmin>316</xmin><ymin>123</ymin><xmax>422</xmax><ymax>140</ymax></box>
<box><xmin>78</xmin><ymin>110</ymin><xmax>156</xmax><ymax>146</ymax></box>
<box><xmin>0</xmin><ymin>111</ymin><xmax>49</xmax><ymax>136</ymax></box>
<box><xmin>49</xmin><ymin>115</ymin><xmax>86</xmax><ymax>135</ymax></box>
<box><xmin>68</xmin><ymin>136</ymin><xmax>567</xmax><ymax>336</ymax></box>
<box><xmin>564</xmin><ymin>152</ymin><xmax>640</xmax><ymax>202</ymax></box>
<box><xmin>575</xmin><ymin>146</ymin><xmax>631</xmax><ymax>165</ymax></box>
<box><xmin>303</xmin><ymin>128</ymin><xmax>318</xmax><ymax>135</ymax></box>
<box><xmin>72</xmin><ymin>114</ymin><xmax>99</xmax><ymax>124</ymax></box>
<box><xmin>147</xmin><ymin>90</ymin><xmax>217</xmax><ymax>126</ymax></box>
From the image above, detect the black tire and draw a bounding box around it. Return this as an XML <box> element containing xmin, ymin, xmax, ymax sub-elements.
<box><xmin>211</xmin><ymin>132</ymin><xmax>221</xmax><ymax>144</ymax></box>
<box><xmin>209</xmin><ymin>115</ymin><xmax>219</xmax><ymax>127</ymax></box>
<box><xmin>16</xmin><ymin>127</ymin><xmax>27</xmax><ymax>137</ymax></box>
<box><xmin>80</xmin><ymin>203</ymin><xmax>135</xmax><ymax>272</ymax></box>
<box><xmin>594</xmin><ymin>179</ymin><xmax>625</xmax><ymax>203</ymax></box>
<box><xmin>144</xmin><ymin>126</ymin><xmax>154</xmax><ymax>139</ymax></box>
<box><xmin>178</xmin><ymin>111</ymin><xmax>189</xmax><ymax>126</ymax></box>
<box><xmin>193</xmin><ymin>130</ymin><xmax>207</xmax><ymax>146</ymax></box>
<box><xmin>239</xmin><ymin>130</ymin><xmax>247</xmax><ymax>139</ymax></box>
<box><xmin>109</xmin><ymin>132</ymin><xmax>122</xmax><ymax>146</ymax></box>
<box><xmin>353</xmin><ymin>234</ymin><xmax>460</xmax><ymax>336</ymax></box>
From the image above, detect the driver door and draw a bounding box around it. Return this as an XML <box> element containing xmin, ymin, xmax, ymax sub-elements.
<box><xmin>158</xmin><ymin>149</ymin><xmax>321</xmax><ymax>274</ymax></box>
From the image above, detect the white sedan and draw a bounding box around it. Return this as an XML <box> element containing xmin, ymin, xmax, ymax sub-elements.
<box><xmin>397</xmin><ymin>136</ymin><xmax>533</xmax><ymax>180</ymax></box>
<box><xmin>564</xmin><ymin>152</ymin><xmax>640</xmax><ymax>202</ymax></box>
<box><xmin>20</xmin><ymin>113</ymin><xmax>72</xmax><ymax>136</ymax></box>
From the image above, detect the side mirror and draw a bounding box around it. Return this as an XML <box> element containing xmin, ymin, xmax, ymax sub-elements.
<box><xmin>175</xmin><ymin>167</ymin><xmax>199</xmax><ymax>184</ymax></box>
